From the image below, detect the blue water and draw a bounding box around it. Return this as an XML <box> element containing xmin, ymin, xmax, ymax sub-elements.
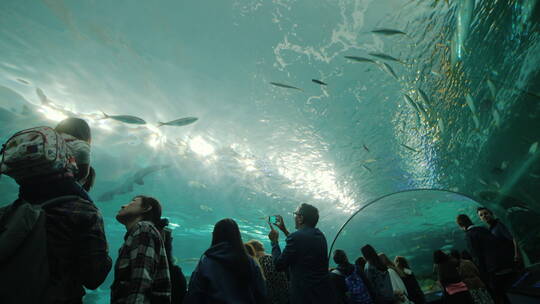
<box><xmin>1</xmin><ymin>0</ymin><xmax>539</xmax><ymax>302</ymax></box>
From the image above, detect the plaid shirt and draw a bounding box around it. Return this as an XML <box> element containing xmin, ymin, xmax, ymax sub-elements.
<box><xmin>111</xmin><ymin>221</ymin><xmax>171</xmax><ymax>304</ymax></box>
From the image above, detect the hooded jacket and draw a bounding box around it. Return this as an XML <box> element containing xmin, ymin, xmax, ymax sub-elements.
<box><xmin>184</xmin><ymin>242</ymin><xmax>267</xmax><ymax>304</ymax></box>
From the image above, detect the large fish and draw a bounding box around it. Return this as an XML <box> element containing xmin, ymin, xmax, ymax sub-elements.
<box><xmin>270</xmin><ymin>82</ymin><xmax>303</xmax><ymax>91</ymax></box>
<box><xmin>344</xmin><ymin>56</ymin><xmax>376</xmax><ymax>63</ymax></box>
<box><xmin>371</xmin><ymin>28</ymin><xmax>407</xmax><ymax>36</ymax></box>
<box><xmin>98</xmin><ymin>165</ymin><xmax>171</xmax><ymax>202</ymax></box>
<box><xmin>102</xmin><ymin>111</ymin><xmax>146</xmax><ymax>125</ymax></box>
<box><xmin>158</xmin><ymin>117</ymin><xmax>198</xmax><ymax>127</ymax></box>
<box><xmin>369</xmin><ymin>52</ymin><xmax>404</xmax><ymax>64</ymax></box>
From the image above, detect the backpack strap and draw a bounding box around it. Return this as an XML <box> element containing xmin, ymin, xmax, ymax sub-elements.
<box><xmin>40</xmin><ymin>195</ymin><xmax>85</xmax><ymax>209</ymax></box>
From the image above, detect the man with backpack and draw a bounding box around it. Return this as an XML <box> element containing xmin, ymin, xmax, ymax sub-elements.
<box><xmin>0</xmin><ymin>121</ymin><xmax>112</xmax><ymax>303</ymax></box>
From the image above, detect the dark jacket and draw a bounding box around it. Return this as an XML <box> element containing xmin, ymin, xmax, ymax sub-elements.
<box><xmin>330</xmin><ymin>263</ymin><xmax>355</xmax><ymax>304</ymax></box>
<box><xmin>401</xmin><ymin>269</ymin><xmax>425</xmax><ymax>304</ymax></box>
<box><xmin>364</xmin><ymin>263</ymin><xmax>393</xmax><ymax>304</ymax></box>
<box><xmin>272</xmin><ymin>227</ymin><xmax>335</xmax><ymax>304</ymax></box>
<box><xmin>185</xmin><ymin>242</ymin><xmax>267</xmax><ymax>304</ymax></box>
<box><xmin>465</xmin><ymin>226</ymin><xmax>514</xmax><ymax>275</ymax></box>
<box><xmin>30</xmin><ymin>193</ymin><xmax>111</xmax><ymax>303</ymax></box>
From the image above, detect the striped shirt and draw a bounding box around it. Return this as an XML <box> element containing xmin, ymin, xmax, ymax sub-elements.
<box><xmin>111</xmin><ymin>221</ymin><xmax>171</xmax><ymax>304</ymax></box>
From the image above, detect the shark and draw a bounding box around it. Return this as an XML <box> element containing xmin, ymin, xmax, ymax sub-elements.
<box><xmin>98</xmin><ymin>164</ymin><xmax>171</xmax><ymax>202</ymax></box>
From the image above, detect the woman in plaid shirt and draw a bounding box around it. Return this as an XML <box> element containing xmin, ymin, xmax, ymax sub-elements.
<box><xmin>111</xmin><ymin>195</ymin><xmax>171</xmax><ymax>304</ymax></box>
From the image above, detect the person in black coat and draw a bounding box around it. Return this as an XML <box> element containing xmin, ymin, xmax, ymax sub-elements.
<box><xmin>329</xmin><ymin>249</ymin><xmax>355</xmax><ymax>304</ymax></box>
<box><xmin>268</xmin><ymin>203</ymin><xmax>336</xmax><ymax>304</ymax></box>
<box><xmin>185</xmin><ymin>218</ymin><xmax>267</xmax><ymax>304</ymax></box>
<box><xmin>456</xmin><ymin>214</ymin><xmax>514</xmax><ymax>304</ymax></box>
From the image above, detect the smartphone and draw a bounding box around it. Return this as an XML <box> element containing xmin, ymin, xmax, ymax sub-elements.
<box><xmin>269</xmin><ymin>215</ymin><xmax>278</xmax><ymax>224</ymax></box>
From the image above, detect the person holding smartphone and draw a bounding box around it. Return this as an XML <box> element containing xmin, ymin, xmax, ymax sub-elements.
<box><xmin>268</xmin><ymin>203</ymin><xmax>336</xmax><ymax>304</ymax></box>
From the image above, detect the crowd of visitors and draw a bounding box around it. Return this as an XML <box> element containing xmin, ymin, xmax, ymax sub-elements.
<box><xmin>0</xmin><ymin>118</ymin><xmax>525</xmax><ymax>304</ymax></box>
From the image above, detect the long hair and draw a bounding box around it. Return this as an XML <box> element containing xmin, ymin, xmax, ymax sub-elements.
<box><xmin>211</xmin><ymin>219</ymin><xmax>252</xmax><ymax>281</ymax></box>
<box><xmin>379</xmin><ymin>253</ymin><xmax>404</xmax><ymax>277</ymax></box>
<box><xmin>394</xmin><ymin>256</ymin><xmax>410</xmax><ymax>271</ymax></box>
<box><xmin>361</xmin><ymin>244</ymin><xmax>387</xmax><ymax>272</ymax></box>
<box><xmin>135</xmin><ymin>195</ymin><xmax>165</xmax><ymax>228</ymax></box>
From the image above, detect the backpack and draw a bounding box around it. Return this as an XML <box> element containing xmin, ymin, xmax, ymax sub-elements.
<box><xmin>0</xmin><ymin>126</ymin><xmax>76</xmax><ymax>182</ymax></box>
<box><xmin>0</xmin><ymin>196</ymin><xmax>78</xmax><ymax>304</ymax></box>
<box><xmin>346</xmin><ymin>272</ymin><xmax>374</xmax><ymax>304</ymax></box>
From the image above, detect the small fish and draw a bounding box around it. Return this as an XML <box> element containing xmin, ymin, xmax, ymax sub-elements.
<box><xmin>529</xmin><ymin>142</ymin><xmax>538</xmax><ymax>155</ymax></box>
<box><xmin>492</xmin><ymin>109</ymin><xmax>500</xmax><ymax>127</ymax></box>
<box><xmin>486</xmin><ymin>79</ymin><xmax>497</xmax><ymax>99</ymax></box>
<box><xmin>158</xmin><ymin>117</ymin><xmax>198</xmax><ymax>127</ymax></box>
<box><xmin>369</xmin><ymin>52</ymin><xmax>404</xmax><ymax>64</ymax></box>
<box><xmin>362</xmin><ymin>165</ymin><xmax>372</xmax><ymax>173</ymax></box>
<box><xmin>312</xmin><ymin>79</ymin><xmax>328</xmax><ymax>86</ymax></box>
<box><xmin>373</xmin><ymin>226</ymin><xmax>390</xmax><ymax>235</ymax></box>
<box><xmin>472</xmin><ymin>115</ymin><xmax>480</xmax><ymax>129</ymax></box>
<box><xmin>465</xmin><ymin>94</ymin><xmax>476</xmax><ymax>113</ymax></box>
<box><xmin>36</xmin><ymin>88</ymin><xmax>49</xmax><ymax>104</ymax></box>
<box><xmin>401</xmin><ymin>143</ymin><xmax>419</xmax><ymax>153</ymax></box>
<box><xmin>270</xmin><ymin>82</ymin><xmax>303</xmax><ymax>91</ymax></box>
<box><xmin>478</xmin><ymin>178</ymin><xmax>488</xmax><ymax>186</ymax></box>
<box><xmin>404</xmin><ymin>94</ymin><xmax>418</xmax><ymax>109</ymax></box>
<box><xmin>379</xmin><ymin>62</ymin><xmax>398</xmax><ymax>80</ymax></box>
<box><xmin>438</xmin><ymin>119</ymin><xmax>445</xmax><ymax>133</ymax></box>
<box><xmin>16</xmin><ymin>78</ymin><xmax>29</xmax><ymax>84</ymax></box>
<box><xmin>364</xmin><ymin>159</ymin><xmax>377</xmax><ymax>163</ymax></box>
<box><xmin>363</xmin><ymin>144</ymin><xmax>370</xmax><ymax>152</ymax></box>
<box><xmin>530</xmin><ymin>173</ymin><xmax>540</xmax><ymax>178</ymax></box>
<box><xmin>501</xmin><ymin>161</ymin><xmax>508</xmax><ymax>170</ymax></box>
<box><xmin>493</xmin><ymin>181</ymin><xmax>501</xmax><ymax>189</ymax></box>
<box><xmin>101</xmin><ymin>112</ymin><xmax>146</xmax><ymax>125</ymax></box>
<box><xmin>416</xmin><ymin>102</ymin><xmax>429</xmax><ymax>120</ymax></box>
<box><xmin>418</xmin><ymin>88</ymin><xmax>430</xmax><ymax>105</ymax></box>
<box><xmin>371</xmin><ymin>28</ymin><xmax>407</xmax><ymax>36</ymax></box>
<box><xmin>344</xmin><ymin>56</ymin><xmax>376</xmax><ymax>63</ymax></box>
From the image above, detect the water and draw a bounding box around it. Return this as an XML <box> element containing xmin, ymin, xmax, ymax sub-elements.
<box><xmin>0</xmin><ymin>0</ymin><xmax>539</xmax><ymax>302</ymax></box>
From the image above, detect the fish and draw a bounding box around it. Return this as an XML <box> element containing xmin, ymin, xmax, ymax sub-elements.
<box><xmin>486</xmin><ymin>79</ymin><xmax>497</xmax><ymax>99</ymax></box>
<box><xmin>501</xmin><ymin>161</ymin><xmax>508</xmax><ymax>170</ymax></box>
<box><xmin>529</xmin><ymin>142</ymin><xmax>538</xmax><ymax>155</ymax></box>
<box><xmin>270</xmin><ymin>82</ymin><xmax>303</xmax><ymax>91</ymax></box>
<box><xmin>401</xmin><ymin>143</ymin><xmax>419</xmax><ymax>153</ymax></box>
<box><xmin>157</xmin><ymin>117</ymin><xmax>198</xmax><ymax>127</ymax></box>
<box><xmin>465</xmin><ymin>94</ymin><xmax>476</xmax><ymax>113</ymax></box>
<box><xmin>16</xmin><ymin>78</ymin><xmax>29</xmax><ymax>85</ymax></box>
<box><xmin>36</xmin><ymin>88</ymin><xmax>49</xmax><ymax>104</ymax></box>
<box><xmin>418</xmin><ymin>88</ymin><xmax>430</xmax><ymax>105</ymax></box>
<box><xmin>373</xmin><ymin>226</ymin><xmax>390</xmax><ymax>235</ymax></box>
<box><xmin>379</xmin><ymin>62</ymin><xmax>398</xmax><ymax>80</ymax></box>
<box><xmin>363</xmin><ymin>144</ymin><xmax>370</xmax><ymax>152</ymax></box>
<box><xmin>371</xmin><ymin>28</ymin><xmax>407</xmax><ymax>36</ymax></box>
<box><xmin>438</xmin><ymin>119</ymin><xmax>445</xmax><ymax>133</ymax></box>
<box><xmin>98</xmin><ymin>165</ymin><xmax>171</xmax><ymax>202</ymax></box>
<box><xmin>364</xmin><ymin>159</ymin><xmax>377</xmax><ymax>163</ymax></box>
<box><xmin>416</xmin><ymin>102</ymin><xmax>429</xmax><ymax>120</ymax></box>
<box><xmin>472</xmin><ymin>115</ymin><xmax>480</xmax><ymax>129</ymax></box>
<box><xmin>492</xmin><ymin>109</ymin><xmax>500</xmax><ymax>127</ymax></box>
<box><xmin>362</xmin><ymin>165</ymin><xmax>372</xmax><ymax>173</ymax></box>
<box><xmin>404</xmin><ymin>94</ymin><xmax>418</xmax><ymax>109</ymax></box>
<box><xmin>454</xmin><ymin>0</ymin><xmax>475</xmax><ymax>62</ymax></box>
<box><xmin>101</xmin><ymin>112</ymin><xmax>146</xmax><ymax>125</ymax></box>
<box><xmin>478</xmin><ymin>178</ymin><xmax>488</xmax><ymax>186</ymax></box>
<box><xmin>312</xmin><ymin>79</ymin><xmax>328</xmax><ymax>86</ymax></box>
<box><xmin>344</xmin><ymin>56</ymin><xmax>376</xmax><ymax>63</ymax></box>
<box><xmin>369</xmin><ymin>52</ymin><xmax>404</xmax><ymax>64</ymax></box>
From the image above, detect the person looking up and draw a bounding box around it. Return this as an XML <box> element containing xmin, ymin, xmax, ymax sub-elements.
<box><xmin>111</xmin><ymin>195</ymin><xmax>171</xmax><ymax>304</ymax></box>
<box><xmin>268</xmin><ymin>203</ymin><xmax>335</xmax><ymax>304</ymax></box>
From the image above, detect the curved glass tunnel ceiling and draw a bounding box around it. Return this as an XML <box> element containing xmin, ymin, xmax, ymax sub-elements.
<box><xmin>1</xmin><ymin>0</ymin><xmax>540</xmax><ymax>302</ymax></box>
